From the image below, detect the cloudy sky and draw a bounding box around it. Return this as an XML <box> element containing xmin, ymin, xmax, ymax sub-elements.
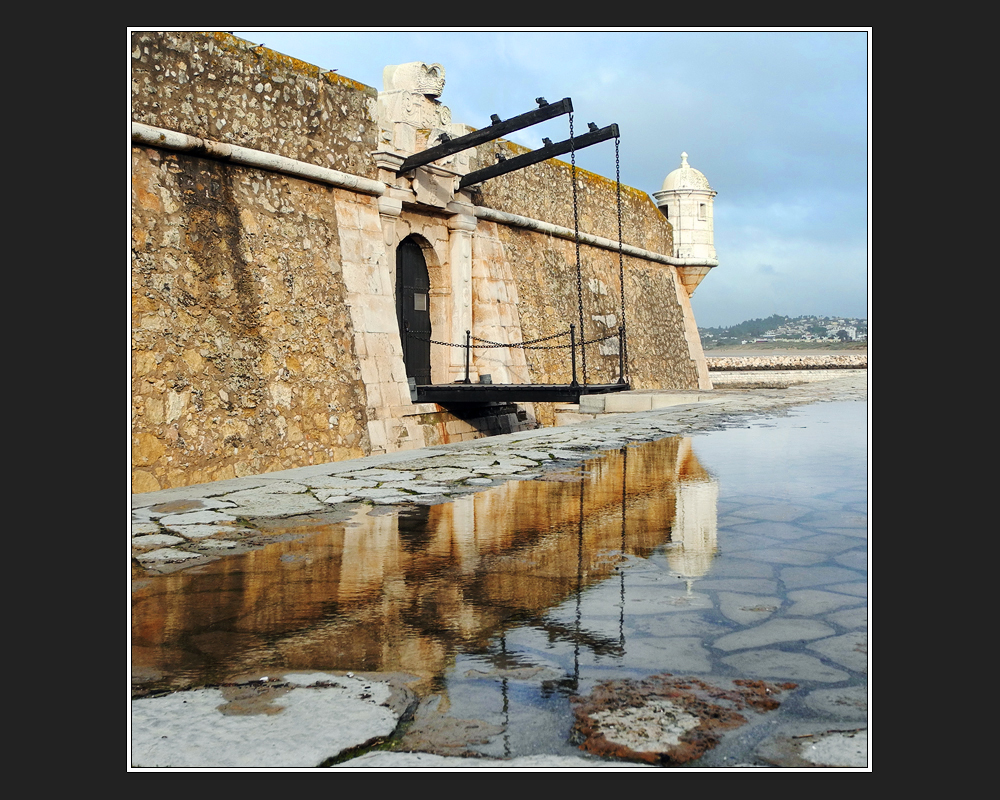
<box><xmin>231</xmin><ymin>30</ymin><xmax>869</xmax><ymax>329</ymax></box>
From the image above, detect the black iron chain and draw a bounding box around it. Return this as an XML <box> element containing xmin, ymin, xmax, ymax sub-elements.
<box><xmin>570</xmin><ymin>112</ymin><xmax>587</xmax><ymax>385</ymax></box>
<box><xmin>405</xmin><ymin>328</ymin><xmax>618</xmax><ymax>350</ymax></box>
<box><xmin>472</xmin><ymin>330</ymin><xmax>569</xmax><ymax>347</ymax></box>
<box><xmin>406</xmin><ymin>330</ymin><xmax>568</xmax><ymax>348</ymax></box>
<box><xmin>615</xmin><ymin>135</ymin><xmax>629</xmax><ymax>382</ymax></box>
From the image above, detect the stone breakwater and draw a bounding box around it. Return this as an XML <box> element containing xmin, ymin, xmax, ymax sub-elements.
<box><xmin>706</xmin><ymin>354</ymin><xmax>867</xmax><ymax>371</ymax></box>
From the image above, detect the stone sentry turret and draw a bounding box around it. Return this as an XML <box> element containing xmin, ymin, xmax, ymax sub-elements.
<box><xmin>653</xmin><ymin>153</ymin><xmax>718</xmax><ymax>295</ymax></box>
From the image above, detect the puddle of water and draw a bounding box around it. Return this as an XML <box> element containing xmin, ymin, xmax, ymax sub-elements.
<box><xmin>131</xmin><ymin>400</ymin><xmax>868</xmax><ymax>764</ymax></box>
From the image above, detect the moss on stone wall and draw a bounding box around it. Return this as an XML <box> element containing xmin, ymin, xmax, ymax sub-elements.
<box><xmin>131</xmin><ymin>32</ymin><xmax>379</xmax><ymax>180</ymax></box>
<box><xmin>473</xmin><ymin>140</ymin><xmax>672</xmax><ymax>254</ymax></box>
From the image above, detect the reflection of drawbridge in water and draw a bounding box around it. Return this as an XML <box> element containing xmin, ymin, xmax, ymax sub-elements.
<box><xmin>470</xmin><ymin>442</ymin><xmax>719</xmax><ymax>729</ymax></box>
<box><xmin>131</xmin><ymin>437</ymin><xmax>718</xmax><ymax>690</ymax></box>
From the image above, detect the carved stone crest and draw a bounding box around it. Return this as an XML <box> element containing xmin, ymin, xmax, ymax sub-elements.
<box><xmin>377</xmin><ymin>62</ymin><xmax>453</xmax><ymax>155</ymax></box>
<box><xmin>382</xmin><ymin>62</ymin><xmax>445</xmax><ymax>97</ymax></box>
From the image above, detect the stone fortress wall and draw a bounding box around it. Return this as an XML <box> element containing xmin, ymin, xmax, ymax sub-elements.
<box><xmin>131</xmin><ymin>32</ymin><xmax>715</xmax><ymax>492</ymax></box>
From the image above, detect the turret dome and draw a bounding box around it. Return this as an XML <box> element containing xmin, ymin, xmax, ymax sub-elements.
<box><xmin>661</xmin><ymin>152</ymin><xmax>713</xmax><ymax>192</ymax></box>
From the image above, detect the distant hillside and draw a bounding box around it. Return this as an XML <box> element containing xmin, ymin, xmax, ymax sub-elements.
<box><xmin>699</xmin><ymin>315</ymin><xmax>867</xmax><ymax>347</ymax></box>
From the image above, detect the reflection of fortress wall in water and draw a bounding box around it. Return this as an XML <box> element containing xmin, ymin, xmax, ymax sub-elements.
<box><xmin>131</xmin><ymin>437</ymin><xmax>718</xmax><ymax>683</ymax></box>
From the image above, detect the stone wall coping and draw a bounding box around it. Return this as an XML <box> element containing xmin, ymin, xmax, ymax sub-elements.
<box><xmin>131</xmin><ymin>122</ymin><xmax>715</xmax><ymax>270</ymax></box>
<box><xmin>474</xmin><ymin>205</ymin><xmax>718</xmax><ymax>268</ymax></box>
<box><xmin>131</xmin><ymin>122</ymin><xmax>387</xmax><ymax>197</ymax></box>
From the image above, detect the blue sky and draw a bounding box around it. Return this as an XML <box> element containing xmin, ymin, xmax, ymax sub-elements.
<box><xmin>230</xmin><ymin>30</ymin><xmax>870</xmax><ymax>329</ymax></box>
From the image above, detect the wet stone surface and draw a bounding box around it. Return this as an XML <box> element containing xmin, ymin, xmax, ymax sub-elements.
<box><xmin>132</xmin><ymin>375</ymin><xmax>868</xmax><ymax>769</ymax></box>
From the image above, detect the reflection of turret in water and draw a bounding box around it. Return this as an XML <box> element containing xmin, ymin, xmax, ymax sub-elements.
<box><xmin>665</xmin><ymin>438</ymin><xmax>719</xmax><ymax>590</ymax></box>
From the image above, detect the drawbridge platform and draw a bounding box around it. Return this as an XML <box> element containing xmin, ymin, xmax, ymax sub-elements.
<box><xmin>413</xmin><ymin>382</ymin><xmax>630</xmax><ymax>405</ymax></box>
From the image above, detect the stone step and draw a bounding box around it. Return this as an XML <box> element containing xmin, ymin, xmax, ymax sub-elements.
<box><xmin>579</xmin><ymin>391</ymin><xmax>719</xmax><ymax>414</ymax></box>
<box><xmin>553</xmin><ymin>391</ymin><xmax>723</xmax><ymax>424</ymax></box>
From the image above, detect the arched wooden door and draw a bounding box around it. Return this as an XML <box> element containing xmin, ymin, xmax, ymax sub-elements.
<box><xmin>396</xmin><ymin>237</ymin><xmax>432</xmax><ymax>385</ymax></box>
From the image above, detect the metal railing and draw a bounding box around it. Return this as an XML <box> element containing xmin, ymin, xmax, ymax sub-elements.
<box><xmin>405</xmin><ymin>323</ymin><xmax>628</xmax><ymax>387</ymax></box>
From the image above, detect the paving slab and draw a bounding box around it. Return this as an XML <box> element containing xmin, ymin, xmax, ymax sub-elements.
<box><xmin>131</xmin><ymin>673</ymin><xmax>400</xmax><ymax>769</ymax></box>
<box><xmin>716</xmin><ymin>592</ymin><xmax>782</xmax><ymax>625</ymax></box>
<box><xmin>826</xmin><ymin>581</ymin><xmax>868</xmax><ymax>597</ymax></box>
<box><xmin>786</xmin><ymin>589</ymin><xmax>861</xmax><ymax>617</ymax></box>
<box><xmin>134</xmin><ymin>547</ymin><xmax>204</xmax><ymax>566</ymax></box>
<box><xmin>693</xmin><ymin>578</ymin><xmax>780</xmax><ymax>594</ymax></box>
<box><xmin>157</xmin><ymin>510</ymin><xmax>238</xmax><ymax>526</ymax></box>
<box><xmin>825</xmin><ymin>606</ymin><xmax>867</xmax><ymax>629</ymax></box>
<box><xmin>220</xmin><ymin>492</ymin><xmax>328</xmax><ymax>517</ymax></box>
<box><xmin>833</xmin><ymin>549</ymin><xmax>869</xmax><ymax>571</ymax></box>
<box><xmin>700</xmin><ymin>559</ymin><xmax>774</xmax><ymax>579</ymax></box>
<box><xmin>340</xmin><ymin>469</ymin><xmax>418</xmax><ymax>482</ymax></box>
<box><xmin>313</xmin><ymin>490</ymin><xmax>360</xmax><ymax>504</ymax></box>
<box><xmin>731</xmin><ymin>547</ymin><xmax>829</xmax><ymax>566</ymax></box>
<box><xmin>608</xmin><ymin>636</ymin><xmax>713</xmax><ymax>673</ymax></box>
<box><xmin>779</xmin><ymin>566</ymin><xmax>864</xmax><ymax>589</ymax></box>
<box><xmin>192</xmin><ymin>539</ymin><xmax>241</xmax><ymax>551</ymax></box>
<box><xmin>131</xmin><ymin>534</ymin><xmax>184</xmax><ymax>551</ymax></box>
<box><xmin>712</xmin><ymin>619</ymin><xmax>835</xmax><ymax>652</ymax></box>
<box><xmin>626</xmin><ymin>611</ymin><xmax>729</xmax><ymax>639</ymax></box>
<box><xmin>131</xmin><ymin>521</ymin><xmax>162</xmax><ymax>536</ymax></box>
<box><xmin>720</xmin><ymin>649</ymin><xmax>849</xmax><ymax>682</ymax></box>
<box><xmin>420</xmin><ymin>467</ymin><xmax>478</xmax><ymax>482</ymax></box>
<box><xmin>306</xmin><ymin>476</ymin><xmax>379</xmax><ymax>490</ymax></box>
<box><xmin>801</xmin><ymin>686</ymin><xmax>868</xmax><ymax>721</ymax></box>
<box><xmin>162</xmin><ymin>523</ymin><xmax>252</xmax><ymax>540</ymax></box>
<box><xmin>755</xmin><ymin>724</ymin><xmax>868</xmax><ymax>768</ymax></box>
<box><xmin>806</xmin><ymin>631</ymin><xmax>868</xmax><ymax>674</ymax></box>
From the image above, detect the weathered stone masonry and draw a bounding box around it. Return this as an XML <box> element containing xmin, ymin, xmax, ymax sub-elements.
<box><xmin>131</xmin><ymin>32</ymin><xmax>715</xmax><ymax>492</ymax></box>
